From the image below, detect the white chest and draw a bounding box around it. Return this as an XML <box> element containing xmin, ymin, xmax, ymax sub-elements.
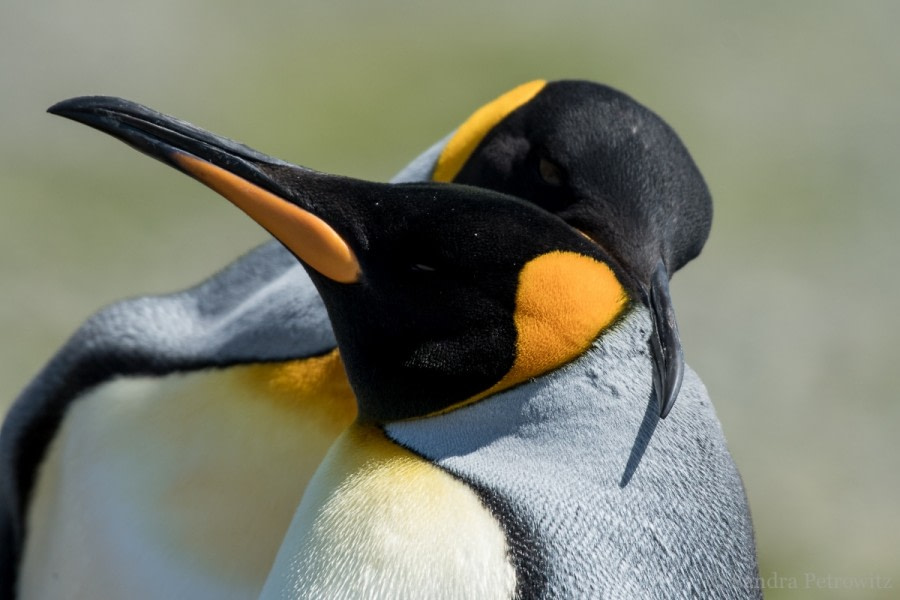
<box><xmin>259</xmin><ymin>424</ymin><xmax>516</xmax><ymax>600</ymax></box>
<box><xmin>19</xmin><ymin>354</ymin><xmax>355</xmax><ymax>600</ymax></box>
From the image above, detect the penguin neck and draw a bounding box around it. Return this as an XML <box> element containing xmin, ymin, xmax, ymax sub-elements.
<box><xmin>383</xmin><ymin>304</ymin><xmax>758</xmax><ymax>599</ymax></box>
<box><xmin>385</xmin><ymin>304</ymin><xmax>656</xmax><ymax>452</ymax></box>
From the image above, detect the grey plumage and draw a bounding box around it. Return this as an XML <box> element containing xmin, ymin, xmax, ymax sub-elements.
<box><xmin>388</xmin><ymin>306</ymin><xmax>761</xmax><ymax>599</ymax></box>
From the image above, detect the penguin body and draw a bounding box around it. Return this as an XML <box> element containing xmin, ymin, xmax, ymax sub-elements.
<box><xmin>263</xmin><ymin>307</ymin><xmax>757</xmax><ymax>599</ymax></box>
<box><xmin>385</xmin><ymin>307</ymin><xmax>756</xmax><ymax>598</ymax></box>
<box><xmin>1</xmin><ymin>81</ymin><xmax>747</xmax><ymax>599</ymax></box>
<box><xmin>18</xmin><ymin>349</ymin><xmax>354</xmax><ymax>600</ymax></box>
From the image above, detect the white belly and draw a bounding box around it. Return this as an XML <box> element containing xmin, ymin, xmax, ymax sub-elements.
<box><xmin>19</xmin><ymin>352</ymin><xmax>355</xmax><ymax>600</ymax></box>
<box><xmin>259</xmin><ymin>424</ymin><xmax>516</xmax><ymax>600</ymax></box>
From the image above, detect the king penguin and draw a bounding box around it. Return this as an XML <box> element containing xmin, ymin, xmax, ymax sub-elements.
<box><xmin>0</xmin><ymin>81</ymin><xmax>731</xmax><ymax>599</ymax></box>
<box><xmin>39</xmin><ymin>95</ymin><xmax>759</xmax><ymax>599</ymax></box>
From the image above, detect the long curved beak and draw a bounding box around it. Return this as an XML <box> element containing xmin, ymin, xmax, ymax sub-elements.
<box><xmin>48</xmin><ymin>96</ymin><xmax>360</xmax><ymax>284</ymax></box>
<box><xmin>647</xmin><ymin>260</ymin><xmax>684</xmax><ymax>419</ymax></box>
<box><xmin>49</xmin><ymin>95</ymin><xmax>685</xmax><ymax>417</ymax></box>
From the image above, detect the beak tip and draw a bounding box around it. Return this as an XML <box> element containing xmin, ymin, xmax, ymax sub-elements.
<box><xmin>651</xmin><ymin>364</ymin><xmax>679</xmax><ymax>419</ymax></box>
<box><xmin>47</xmin><ymin>98</ymin><xmax>75</xmax><ymax>117</ymax></box>
<box><xmin>47</xmin><ymin>96</ymin><xmax>134</xmax><ymax>124</ymax></box>
<box><xmin>647</xmin><ymin>259</ymin><xmax>685</xmax><ymax>420</ymax></box>
<box><xmin>656</xmin><ymin>379</ymin><xmax>679</xmax><ymax>419</ymax></box>
<box><xmin>47</xmin><ymin>96</ymin><xmax>94</xmax><ymax>117</ymax></box>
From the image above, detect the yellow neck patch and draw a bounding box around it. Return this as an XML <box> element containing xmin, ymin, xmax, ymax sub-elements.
<box><xmin>432</xmin><ymin>251</ymin><xmax>628</xmax><ymax>416</ymax></box>
<box><xmin>239</xmin><ymin>349</ymin><xmax>358</xmax><ymax>429</ymax></box>
<box><xmin>432</xmin><ymin>80</ymin><xmax>547</xmax><ymax>182</ymax></box>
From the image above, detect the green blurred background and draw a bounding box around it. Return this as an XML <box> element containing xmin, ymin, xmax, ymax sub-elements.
<box><xmin>2</xmin><ymin>1</ymin><xmax>897</xmax><ymax>597</ymax></box>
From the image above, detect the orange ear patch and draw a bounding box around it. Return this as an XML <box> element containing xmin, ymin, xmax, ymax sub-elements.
<box><xmin>431</xmin><ymin>251</ymin><xmax>628</xmax><ymax>416</ymax></box>
<box><xmin>499</xmin><ymin>251</ymin><xmax>628</xmax><ymax>388</ymax></box>
<box><xmin>432</xmin><ymin>80</ymin><xmax>546</xmax><ymax>183</ymax></box>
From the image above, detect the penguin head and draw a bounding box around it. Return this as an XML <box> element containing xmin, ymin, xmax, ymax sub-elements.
<box><xmin>50</xmin><ymin>80</ymin><xmax>706</xmax><ymax>418</ymax></box>
<box><xmin>428</xmin><ymin>80</ymin><xmax>712</xmax><ymax>417</ymax></box>
<box><xmin>48</xmin><ymin>97</ymin><xmax>631</xmax><ymax>422</ymax></box>
<box><xmin>301</xmin><ymin>185</ymin><xmax>630</xmax><ymax>422</ymax></box>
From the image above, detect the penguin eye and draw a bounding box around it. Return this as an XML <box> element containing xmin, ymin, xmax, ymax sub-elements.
<box><xmin>538</xmin><ymin>157</ymin><xmax>564</xmax><ymax>186</ymax></box>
